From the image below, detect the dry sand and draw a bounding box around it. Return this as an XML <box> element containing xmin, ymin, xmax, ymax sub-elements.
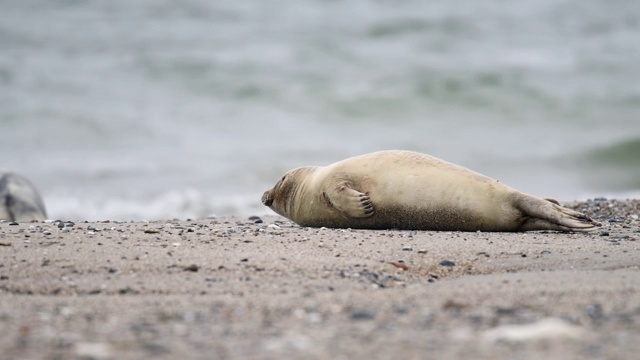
<box><xmin>0</xmin><ymin>199</ymin><xmax>639</xmax><ymax>360</ymax></box>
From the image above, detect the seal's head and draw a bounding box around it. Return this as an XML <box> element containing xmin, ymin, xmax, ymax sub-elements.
<box><xmin>262</xmin><ymin>167</ymin><xmax>317</xmax><ymax>218</ymax></box>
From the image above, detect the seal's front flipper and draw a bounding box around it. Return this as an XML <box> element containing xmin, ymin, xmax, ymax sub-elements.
<box><xmin>322</xmin><ymin>181</ymin><xmax>374</xmax><ymax>218</ymax></box>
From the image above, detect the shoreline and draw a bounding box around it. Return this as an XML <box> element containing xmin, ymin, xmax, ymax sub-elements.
<box><xmin>1</xmin><ymin>199</ymin><xmax>639</xmax><ymax>359</ymax></box>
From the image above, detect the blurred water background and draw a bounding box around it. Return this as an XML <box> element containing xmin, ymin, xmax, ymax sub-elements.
<box><xmin>1</xmin><ymin>0</ymin><xmax>639</xmax><ymax>221</ymax></box>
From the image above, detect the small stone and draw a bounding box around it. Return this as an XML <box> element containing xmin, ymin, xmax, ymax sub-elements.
<box><xmin>402</xmin><ymin>246</ymin><xmax>413</xmax><ymax>251</ymax></box>
<box><xmin>388</xmin><ymin>262</ymin><xmax>409</xmax><ymax>270</ymax></box>
<box><xmin>599</xmin><ymin>231</ymin><xmax>610</xmax><ymax>236</ymax></box>
<box><xmin>417</xmin><ymin>249</ymin><xmax>428</xmax><ymax>254</ymax></box>
<box><xmin>184</xmin><ymin>264</ymin><xmax>199</xmax><ymax>272</ymax></box>
<box><xmin>439</xmin><ymin>260</ymin><xmax>455</xmax><ymax>267</ymax></box>
<box><xmin>350</xmin><ymin>309</ymin><xmax>376</xmax><ymax>320</ymax></box>
<box><xmin>586</xmin><ymin>303</ymin><xmax>604</xmax><ymax>321</ymax></box>
<box><xmin>9</xmin><ymin>222</ymin><xmax>19</xmax><ymax>226</ymax></box>
<box><xmin>118</xmin><ymin>287</ymin><xmax>139</xmax><ymax>295</ymax></box>
<box><xmin>248</xmin><ymin>216</ymin><xmax>263</xmax><ymax>224</ymax></box>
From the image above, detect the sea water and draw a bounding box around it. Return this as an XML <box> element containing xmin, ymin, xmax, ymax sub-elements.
<box><xmin>1</xmin><ymin>0</ymin><xmax>639</xmax><ymax>220</ymax></box>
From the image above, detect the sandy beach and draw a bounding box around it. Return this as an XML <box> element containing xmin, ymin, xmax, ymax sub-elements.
<box><xmin>0</xmin><ymin>199</ymin><xmax>638</xmax><ymax>359</ymax></box>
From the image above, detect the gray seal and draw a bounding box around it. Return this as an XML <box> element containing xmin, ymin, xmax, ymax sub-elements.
<box><xmin>261</xmin><ymin>150</ymin><xmax>599</xmax><ymax>232</ymax></box>
<box><xmin>0</xmin><ymin>172</ymin><xmax>47</xmax><ymax>221</ymax></box>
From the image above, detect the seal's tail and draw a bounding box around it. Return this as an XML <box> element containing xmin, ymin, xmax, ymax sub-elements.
<box><xmin>517</xmin><ymin>196</ymin><xmax>601</xmax><ymax>232</ymax></box>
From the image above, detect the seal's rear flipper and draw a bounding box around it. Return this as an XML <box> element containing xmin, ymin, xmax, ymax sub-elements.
<box><xmin>518</xmin><ymin>196</ymin><xmax>600</xmax><ymax>232</ymax></box>
<box><xmin>544</xmin><ymin>198</ymin><xmax>560</xmax><ymax>205</ymax></box>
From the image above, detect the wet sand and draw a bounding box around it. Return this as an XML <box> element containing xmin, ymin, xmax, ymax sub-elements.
<box><xmin>1</xmin><ymin>200</ymin><xmax>639</xmax><ymax>359</ymax></box>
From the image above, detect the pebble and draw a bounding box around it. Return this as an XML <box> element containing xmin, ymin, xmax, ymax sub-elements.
<box><xmin>439</xmin><ymin>260</ymin><xmax>456</xmax><ymax>267</ymax></box>
<box><xmin>248</xmin><ymin>215</ymin><xmax>263</xmax><ymax>224</ymax></box>
<box><xmin>350</xmin><ymin>309</ymin><xmax>376</xmax><ymax>320</ymax></box>
<box><xmin>184</xmin><ymin>264</ymin><xmax>200</xmax><ymax>272</ymax></box>
<box><xmin>402</xmin><ymin>246</ymin><xmax>413</xmax><ymax>251</ymax></box>
<box><xmin>585</xmin><ymin>303</ymin><xmax>604</xmax><ymax>322</ymax></box>
<box><xmin>388</xmin><ymin>262</ymin><xmax>409</xmax><ymax>270</ymax></box>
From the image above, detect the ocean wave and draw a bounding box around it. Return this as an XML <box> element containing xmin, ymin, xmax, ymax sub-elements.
<box><xmin>45</xmin><ymin>189</ymin><xmax>265</xmax><ymax>222</ymax></box>
<box><xmin>559</xmin><ymin>137</ymin><xmax>640</xmax><ymax>193</ymax></box>
<box><xmin>585</xmin><ymin>137</ymin><xmax>640</xmax><ymax>167</ymax></box>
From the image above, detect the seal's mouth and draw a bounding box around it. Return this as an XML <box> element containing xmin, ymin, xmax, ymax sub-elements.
<box><xmin>261</xmin><ymin>191</ymin><xmax>273</xmax><ymax>207</ymax></box>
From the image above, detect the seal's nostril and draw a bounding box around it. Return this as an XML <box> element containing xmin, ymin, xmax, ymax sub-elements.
<box><xmin>261</xmin><ymin>191</ymin><xmax>273</xmax><ymax>206</ymax></box>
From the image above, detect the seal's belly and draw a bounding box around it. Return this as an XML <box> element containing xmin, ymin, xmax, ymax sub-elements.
<box><xmin>309</xmin><ymin>205</ymin><xmax>518</xmax><ymax>231</ymax></box>
<box><xmin>315</xmin><ymin>178</ymin><xmax>522</xmax><ymax>231</ymax></box>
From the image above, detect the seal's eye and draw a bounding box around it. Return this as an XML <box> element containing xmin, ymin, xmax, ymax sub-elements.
<box><xmin>275</xmin><ymin>175</ymin><xmax>287</xmax><ymax>189</ymax></box>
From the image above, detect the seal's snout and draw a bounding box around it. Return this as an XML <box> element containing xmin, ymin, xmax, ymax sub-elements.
<box><xmin>261</xmin><ymin>191</ymin><xmax>273</xmax><ymax>207</ymax></box>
